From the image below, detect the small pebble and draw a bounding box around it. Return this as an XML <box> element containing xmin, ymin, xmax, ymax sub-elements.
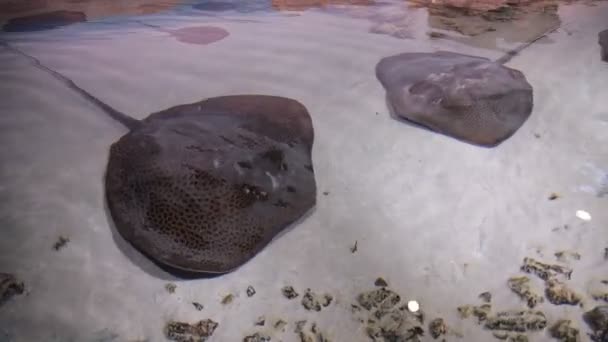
<box><xmin>282</xmin><ymin>286</ymin><xmax>299</xmax><ymax>299</ymax></box>
<box><xmin>294</xmin><ymin>320</ymin><xmax>307</xmax><ymax>333</ymax></box>
<box><xmin>221</xmin><ymin>294</ymin><xmax>234</xmax><ymax>304</ymax></box>
<box><xmin>374</xmin><ymin>277</ymin><xmax>388</xmax><ymax>287</ymax></box>
<box><xmin>243</xmin><ymin>332</ymin><xmax>271</xmax><ymax>342</ymax></box>
<box><xmin>247</xmin><ymin>286</ymin><xmax>256</xmax><ymax>297</ymax></box>
<box><xmin>429</xmin><ymin>318</ymin><xmax>447</xmax><ymax>339</ymax></box>
<box><xmin>255</xmin><ymin>316</ymin><xmax>266</xmax><ymax>326</ymax></box>
<box><xmin>479</xmin><ymin>292</ymin><xmax>492</xmax><ymax>303</ymax></box>
<box><xmin>53</xmin><ymin>236</ymin><xmax>70</xmax><ymax>251</ymax></box>
<box><xmin>165</xmin><ymin>283</ymin><xmax>176</xmax><ymax>294</ymax></box>
<box><xmin>274</xmin><ymin>319</ymin><xmax>287</xmax><ymax>331</ymax></box>
<box><xmin>428</xmin><ymin>31</ymin><xmax>446</xmax><ymax>38</ymax></box>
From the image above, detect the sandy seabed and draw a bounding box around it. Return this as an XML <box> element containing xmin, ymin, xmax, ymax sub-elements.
<box><xmin>0</xmin><ymin>1</ymin><xmax>607</xmax><ymax>341</ymax></box>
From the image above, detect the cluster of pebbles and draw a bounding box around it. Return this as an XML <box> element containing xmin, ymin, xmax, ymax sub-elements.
<box><xmin>1</xmin><ymin>247</ymin><xmax>606</xmax><ymax>341</ymax></box>
<box><xmin>160</xmin><ymin>284</ymin><xmax>334</xmax><ymax>342</ymax></box>
<box><xmin>159</xmin><ymin>278</ymin><xmax>456</xmax><ymax>342</ymax></box>
<box><xmin>456</xmin><ymin>255</ymin><xmax>608</xmax><ymax>341</ymax></box>
<box><xmin>3</xmin><ymin>251</ymin><xmax>607</xmax><ymax>341</ymax></box>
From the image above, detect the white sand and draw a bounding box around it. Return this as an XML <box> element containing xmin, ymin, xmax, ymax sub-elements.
<box><xmin>0</xmin><ymin>2</ymin><xmax>607</xmax><ymax>341</ymax></box>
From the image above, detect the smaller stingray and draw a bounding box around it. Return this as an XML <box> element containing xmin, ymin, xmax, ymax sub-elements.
<box><xmin>2</xmin><ymin>10</ymin><xmax>86</xmax><ymax>32</ymax></box>
<box><xmin>166</xmin><ymin>26</ymin><xmax>229</xmax><ymax>45</ymax></box>
<box><xmin>375</xmin><ymin>27</ymin><xmax>558</xmax><ymax>147</ymax></box>
<box><xmin>193</xmin><ymin>1</ymin><xmax>239</xmax><ymax>11</ymax></box>
<box><xmin>599</xmin><ymin>29</ymin><xmax>608</xmax><ymax>62</ymax></box>
<box><xmin>192</xmin><ymin>1</ymin><xmax>270</xmax><ymax>13</ymax></box>
<box><xmin>138</xmin><ymin>22</ymin><xmax>229</xmax><ymax>45</ymax></box>
<box><xmin>3</xmin><ymin>43</ymin><xmax>317</xmax><ymax>275</ymax></box>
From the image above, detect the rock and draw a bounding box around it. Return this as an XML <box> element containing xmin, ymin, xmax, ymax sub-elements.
<box><xmin>545</xmin><ymin>279</ymin><xmax>581</xmax><ymax>305</ymax></box>
<box><xmin>599</xmin><ymin>29</ymin><xmax>608</xmax><ymax>62</ymax></box>
<box><xmin>354</xmin><ymin>287</ymin><xmax>425</xmax><ymax>341</ymax></box>
<box><xmin>492</xmin><ymin>332</ymin><xmax>530</xmax><ymax>341</ymax></box>
<box><xmin>274</xmin><ymin>319</ymin><xmax>287</xmax><ymax>331</ymax></box>
<box><xmin>410</xmin><ymin>0</ymin><xmax>560</xmax><ymax>43</ymax></box>
<box><xmin>457</xmin><ymin>304</ymin><xmax>492</xmax><ymax>322</ymax></box>
<box><xmin>507</xmin><ymin>276</ymin><xmax>544</xmax><ymax>308</ymax></box>
<box><xmin>221</xmin><ymin>294</ymin><xmax>234</xmax><ymax>305</ymax></box>
<box><xmin>409</xmin><ymin>0</ymin><xmax>512</xmax><ymax>12</ymax></box>
<box><xmin>301</xmin><ymin>289</ymin><xmax>333</xmax><ymax>311</ymax></box>
<box><xmin>479</xmin><ymin>291</ymin><xmax>492</xmax><ymax>303</ymax></box>
<box><xmin>165</xmin><ymin>283</ymin><xmax>177</xmax><ymax>293</ymax></box>
<box><xmin>298</xmin><ymin>322</ymin><xmax>331</xmax><ymax>342</ymax></box>
<box><xmin>282</xmin><ymin>286</ymin><xmax>299</xmax><ymax>299</ymax></box>
<box><xmin>550</xmin><ymin>320</ymin><xmax>580</xmax><ymax>342</ymax></box>
<box><xmin>244</xmin><ymin>332</ymin><xmax>271</xmax><ymax>341</ymax></box>
<box><xmin>484</xmin><ymin>310</ymin><xmax>547</xmax><ymax>332</ymax></box>
<box><xmin>375</xmin><ymin>51</ymin><xmax>533</xmax><ymax>147</ymax></box>
<box><xmin>357</xmin><ymin>288</ymin><xmax>401</xmax><ymax>311</ymax></box>
<box><xmin>520</xmin><ymin>257</ymin><xmax>572</xmax><ymax>281</ymax></box>
<box><xmin>0</xmin><ymin>273</ymin><xmax>24</xmax><ymax>306</ymax></box>
<box><xmin>429</xmin><ymin>318</ymin><xmax>447</xmax><ymax>339</ymax></box>
<box><xmin>374</xmin><ymin>277</ymin><xmax>389</xmax><ymax>287</ymax></box>
<box><xmin>164</xmin><ymin>319</ymin><xmax>218</xmax><ymax>342</ymax></box>
<box><xmin>583</xmin><ymin>306</ymin><xmax>608</xmax><ymax>342</ymax></box>
<box><xmin>255</xmin><ymin>316</ymin><xmax>266</xmax><ymax>326</ymax></box>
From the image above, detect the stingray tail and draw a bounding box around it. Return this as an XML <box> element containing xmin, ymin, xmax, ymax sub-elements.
<box><xmin>1</xmin><ymin>41</ymin><xmax>141</xmax><ymax>131</ymax></box>
<box><xmin>496</xmin><ymin>24</ymin><xmax>561</xmax><ymax>65</ymax></box>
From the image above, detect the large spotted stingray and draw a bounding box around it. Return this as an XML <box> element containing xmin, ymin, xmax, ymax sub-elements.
<box><xmin>4</xmin><ymin>43</ymin><xmax>317</xmax><ymax>274</ymax></box>
<box><xmin>376</xmin><ymin>27</ymin><xmax>558</xmax><ymax>147</ymax></box>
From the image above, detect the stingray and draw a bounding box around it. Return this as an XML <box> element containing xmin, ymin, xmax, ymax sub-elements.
<box><xmin>192</xmin><ymin>1</ymin><xmax>270</xmax><ymax>13</ymax></box>
<box><xmin>136</xmin><ymin>22</ymin><xmax>230</xmax><ymax>45</ymax></box>
<box><xmin>375</xmin><ymin>26</ymin><xmax>559</xmax><ymax>147</ymax></box>
<box><xmin>193</xmin><ymin>1</ymin><xmax>240</xmax><ymax>11</ymax></box>
<box><xmin>160</xmin><ymin>26</ymin><xmax>229</xmax><ymax>45</ymax></box>
<box><xmin>599</xmin><ymin>29</ymin><xmax>608</xmax><ymax>62</ymax></box>
<box><xmin>3</xmin><ymin>42</ymin><xmax>317</xmax><ymax>274</ymax></box>
<box><xmin>2</xmin><ymin>10</ymin><xmax>87</xmax><ymax>33</ymax></box>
